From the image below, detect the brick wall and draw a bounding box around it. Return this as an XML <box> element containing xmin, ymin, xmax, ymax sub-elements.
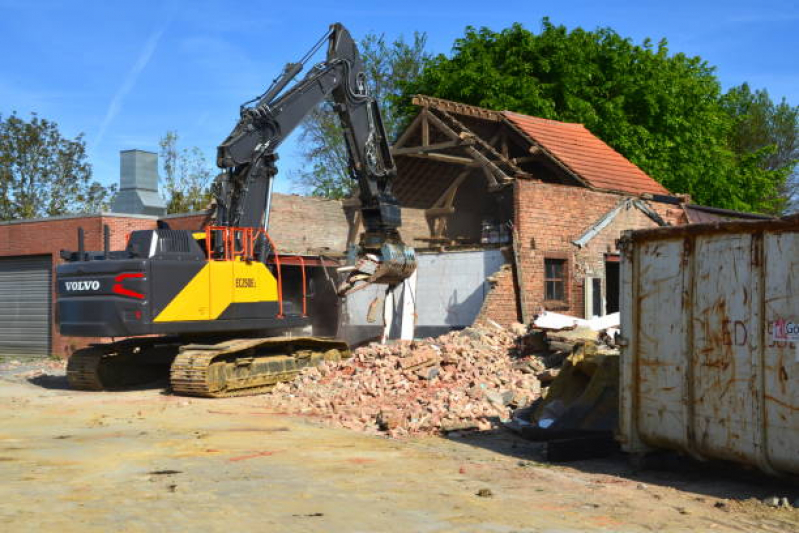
<box><xmin>398</xmin><ymin>208</ymin><xmax>431</xmax><ymax>248</ymax></box>
<box><xmin>267</xmin><ymin>194</ymin><xmax>349</xmax><ymax>253</ymax></box>
<box><xmin>476</xmin><ymin>180</ymin><xmax>687</xmax><ymax>326</ymax></box>
<box><xmin>474</xmin><ymin>265</ymin><xmax>518</xmax><ymax>327</ymax></box>
<box><xmin>164</xmin><ymin>196</ymin><xmax>432</xmax><ymax>254</ymax></box>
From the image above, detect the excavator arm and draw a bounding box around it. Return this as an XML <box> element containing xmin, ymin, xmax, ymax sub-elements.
<box><xmin>214</xmin><ymin>23</ymin><xmax>416</xmax><ymax>294</ymax></box>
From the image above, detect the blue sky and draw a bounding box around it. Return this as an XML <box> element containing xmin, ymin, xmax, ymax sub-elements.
<box><xmin>1</xmin><ymin>0</ymin><xmax>797</xmax><ymax>195</ymax></box>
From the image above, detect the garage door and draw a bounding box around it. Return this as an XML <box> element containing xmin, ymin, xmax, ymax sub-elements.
<box><xmin>0</xmin><ymin>256</ymin><xmax>52</xmax><ymax>358</ymax></box>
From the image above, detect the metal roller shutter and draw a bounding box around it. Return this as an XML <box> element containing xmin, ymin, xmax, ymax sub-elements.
<box><xmin>0</xmin><ymin>256</ymin><xmax>52</xmax><ymax>358</ymax></box>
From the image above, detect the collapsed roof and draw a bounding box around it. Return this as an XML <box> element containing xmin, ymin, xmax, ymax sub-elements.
<box><xmin>391</xmin><ymin>95</ymin><xmax>671</xmax><ymax>209</ymax></box>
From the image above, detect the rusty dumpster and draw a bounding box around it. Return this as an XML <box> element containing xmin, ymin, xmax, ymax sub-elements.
<box><xmin>618</xmin><ymin>214</ymin><xmax>799</xmax><ymax>476</ymax></box>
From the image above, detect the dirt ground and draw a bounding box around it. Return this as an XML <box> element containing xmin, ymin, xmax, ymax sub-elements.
<box><xmin>1</xmin><ymin>362</ymin><xmax>798</xmax><ymax>533</ymax></box>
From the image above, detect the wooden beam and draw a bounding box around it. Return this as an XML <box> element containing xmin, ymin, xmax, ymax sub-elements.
<box><xmin>480</xmin><ymin>163</ymin><xmax>499</xmax><ymax>189</ymax></box>
<box><xmin>413</xmin><ymin>109</ymin><xmax>516</xmax><ymax>185</ymax></box>
<box><xmin>391</xmin><ymin>140</ymin><xmax>465</xmax><ymax>156</ymax></box>
<box><xmin>421</xmin><ymin>110</ymin><xmax>430</xmax><ymax>146</ymax></box>
<box><xmin>465</xmin><ymin>145</ymin><xmax>508</xmax><ymax>186</ymax></box>
<box><xmin>346</xmin><ymin>209</ymin><xmax>362</xmax><ymax>249</ymax></box>
<box><xmin>511</xmin><ymin>154</ymin><xmax>545</xmax><ymax>165</ymax></box>
<box><xmin>425</xmin><ymin>206</ymin><xmax>456</xmax><ymax>217</ymax></box>
<box><xmin>404</xmin><ymin>153</ymin><xmax>478</xmax><ymax>166</ymax></box>
<box><xmin>436</xmin><ymin>109</ymin><xmax>524</xmax><ymax>175</ymax></box>
<box><xmin>411</xmin><ymin>95</ymin><xmax>503</xmax><ymax>121</ymax></box>
<box><xmin>511</xmin><ymin>225</ymin><xmax>531</xmax><ymax>324</ymax></box>
<box><xmin>420</xmin><ymin>109</ymin><xmax>461</xmax><ymax>142</ymax></box>
<box><xmin>432</xmin><ymin>169</ymin><xmax>472</xmax><ymax>208</ymax></box>
<box><xmin>391</xmin><ymin>111</ymin><xmax>424</xmax><ymax>150</ymax></box>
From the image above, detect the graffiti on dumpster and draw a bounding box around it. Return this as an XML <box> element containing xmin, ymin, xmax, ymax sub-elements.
<box><xmin>721</xmin><ymin>320</ymin><xmax>748</xmax><ymax>347</ymax></box>
<box><xmin>769</xmin><ymin>319</ymin><xmax>799</xmax><ymax>361</ymax></box>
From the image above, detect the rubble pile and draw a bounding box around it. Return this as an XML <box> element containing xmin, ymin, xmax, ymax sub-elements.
<box><xmin>0</xmin><ymin>358</ymin><xmax>66</xmax><ymax>380</ymax></box>
<box><xmin>262</xmin><ymin>323</ymin><xmax>547</xmax><ymax>437</ymax></box>
<box><xmin>515</xmin><ymin>312</ymin><xmax>622</xmax><ymax>436</ymax></box>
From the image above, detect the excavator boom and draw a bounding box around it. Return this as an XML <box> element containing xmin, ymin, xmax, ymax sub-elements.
<box><xmin>213</xmin><ymin>23</ymin><xmax>416</xmax><ymax>292</ymax></box>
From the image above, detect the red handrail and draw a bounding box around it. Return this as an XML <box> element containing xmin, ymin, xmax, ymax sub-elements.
<box><xmin>297</xmin><ymin>256</ymin><xmax>307</xmax><ymax>317</ymax></box>
<box><xmin>260</xmin><ymin>230</ymin><xmax>284</xmax><ymax>318</ymax></box>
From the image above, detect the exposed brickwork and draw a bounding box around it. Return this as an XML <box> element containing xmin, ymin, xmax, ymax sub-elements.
<box><xmin>474</xmin><ymin>265</ymin><xmax>518</xmax><ymax>327</ymax></box>
<box><xmin>162</xmin><ymin>213</ymin><xmax>208</xmax><ymax>231</ymax></box>
<box><xmin>477</xmin><ymin>180</ymin><xmax>687</xmax><ymax>325</ymax></box>
<box><xmin>267</xmin><ymin>194</ymin><xmax>349</xmax><ymax>253</ymax></box>
<box><xmin>397</xmin><ymin>208</ymin><xmax>430</xmax><ymax>248</ymax></box>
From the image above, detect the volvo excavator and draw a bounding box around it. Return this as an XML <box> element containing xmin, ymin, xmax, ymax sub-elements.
<box><xmin>57</xmin><ymin>23</ymin><xmax>416</xmax><ymax>397</ymax></box>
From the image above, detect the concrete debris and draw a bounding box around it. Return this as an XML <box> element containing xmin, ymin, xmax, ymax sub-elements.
<box><xmin>533</xmin><ymin>311</ymin><xmax>620</xmax><ymax>332</ymax></box>
<box><xmin>260</xmin><ymin>325</ymin><xmax>549</xmax><ymax>438</ymax></box>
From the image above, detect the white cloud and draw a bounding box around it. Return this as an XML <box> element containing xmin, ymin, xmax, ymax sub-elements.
<box><xmin>92</xmin><ymin>24</ymin><xmax>167</xmax><ymax>150</ymax></box>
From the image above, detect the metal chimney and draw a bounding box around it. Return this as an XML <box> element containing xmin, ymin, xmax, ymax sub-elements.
<box><xmin>111</xmin><ymin>149</ymin><xmax>167</xmax><ymax>216</ymax></box>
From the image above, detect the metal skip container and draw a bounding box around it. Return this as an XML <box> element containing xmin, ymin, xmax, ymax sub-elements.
<box><xmin>618</xmin><ymin>214</ymin><xmax>799</xmax><ymax>476</ymax></box>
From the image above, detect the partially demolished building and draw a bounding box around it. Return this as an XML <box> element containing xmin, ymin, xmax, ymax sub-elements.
<box><xmin>380</xmin><ymin>95</ymin><xmax>769</xmax><ymax>330</ymax></box>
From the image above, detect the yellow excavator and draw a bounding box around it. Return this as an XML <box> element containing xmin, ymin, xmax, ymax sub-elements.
<box><xmin>56</xmin><ymin>23</ymin><xmax>416</xmax><ymax>397</ymax></box>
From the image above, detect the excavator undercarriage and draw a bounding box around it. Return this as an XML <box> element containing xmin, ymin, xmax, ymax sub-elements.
<box><xmin>67</xmin><ymin>336</ymin><xmax>349</xmax><ymax>397</ymax></box>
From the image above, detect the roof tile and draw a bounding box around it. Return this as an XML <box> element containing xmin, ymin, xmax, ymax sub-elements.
<box><xmin>503</xmin><ymin>111</ymin><xmax>670</xmax><ymax>196</ymax></box>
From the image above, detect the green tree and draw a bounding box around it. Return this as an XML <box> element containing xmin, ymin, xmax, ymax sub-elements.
<box><xmin>159</xmin><ymin>131</ymin><xmax>214</xmax><ymax>214</ymax></box>
<box><xmin>293</xmin><ymin>31</ymin><xmax>430</xmax><ymax>199</ymax></box>
<box><xmin>722</xmin><ymin>83</ymin><xmax>798</xmax><ymax>213</ymax></box>
<box><xmin>399</xmin><ymin>20</ymin><xmax>789</xmax><ymax>213</ymax></box>
<box><xmin>0</xmin><ymin>112</ymin><xmax>114</xmax><ymax>220</ymax></box>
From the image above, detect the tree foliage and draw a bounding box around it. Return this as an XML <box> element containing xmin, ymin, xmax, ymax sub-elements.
<box><xmin>722</xmin><ymin>84</ymin><xmax>798</xmax><ymax>212</ymax></box>
<box><xmin>398</xmin><ymin>20</ymin><xmax>793</xmax><ymax>213</ymax></box>
<box><xmin>0</xmin><ymin>112</ymin><xmax>115</xmax><ymax>220</ymax></box>
<box><xmin>293</xmin><ymin>31</ymin><xmax>430</xmax><ymax>199</ymax></box>
<box><xmin>159</xmin><ymin>131</ymin><xmax>214</xmax><ymax>214</ymax></box>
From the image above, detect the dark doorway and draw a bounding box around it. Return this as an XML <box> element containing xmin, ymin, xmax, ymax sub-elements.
<box><xmin>605</xmin><ymin>260</ymin><xmax>620</xmax><ymax>314</ymax></box>
<box><xmin>592</xmin><ymin>278</ymin><xmax>603</xmax><ymax>318</ymax></box>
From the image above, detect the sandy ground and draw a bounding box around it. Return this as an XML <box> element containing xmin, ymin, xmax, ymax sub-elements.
<box><xmin>1</xmin><ymin>363</ymin><xmax>798</xmax><ymax>533</ymax></box>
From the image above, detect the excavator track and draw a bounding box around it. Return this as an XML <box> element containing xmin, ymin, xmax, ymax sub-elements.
<box><xmin>66</xmin><ymin>346</ymin><xmax>107</xmax><ymax>391</ymax></box>
<box><xmin>66</xmin><ymin>338</ymin><xmax>181</xmax><ymax>391</ymax></box>
<box><xmin>170</xmin><ymin>336</ymin><xmax>350</xmax><ymax>398</ymax></box>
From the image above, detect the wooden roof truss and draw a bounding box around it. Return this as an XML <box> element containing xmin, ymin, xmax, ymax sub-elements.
<box><xmin>391</xmin><ymin>101</ymin><xmax>528</xmax><ymax>241</ymax></box>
